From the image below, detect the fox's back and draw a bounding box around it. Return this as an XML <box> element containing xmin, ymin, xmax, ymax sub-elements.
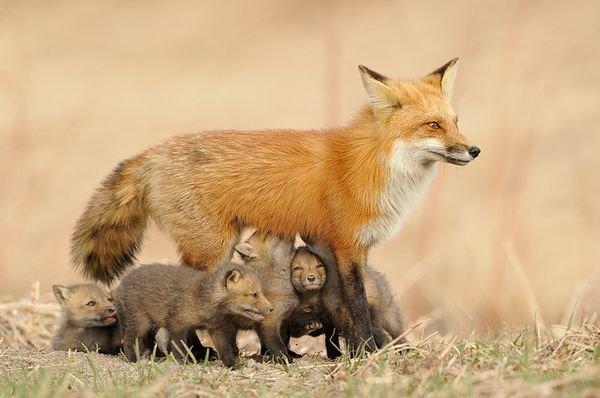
<box><xmin>144</xmin><ymin>130</ymin><xmax>334</xmax><ymax>238</ymax></box>
<box><xmin>116</xmin><ymin>264</ymin><xmax>200</xmax><ymax>318</ymax></box>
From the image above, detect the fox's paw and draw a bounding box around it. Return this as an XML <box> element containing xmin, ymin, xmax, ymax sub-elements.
<box><xmin>304</xmin><ymin>321</ymin><xmax>323</xmax><ymax>334</ymax></box>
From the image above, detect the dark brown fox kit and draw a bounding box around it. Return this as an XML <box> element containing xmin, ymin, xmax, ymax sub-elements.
<box><xmin>115</xmin><ymin>262</ymin><xmax>272</xmax><ymax>367</ymax></box>
<box><xmin>288</xmin><ymin>248</ymin><xmax>328</xmax><ymax>339</ymax></box>
<box><xmin>228</xmin><ymin>231</ymin><xmax>300</xmax><ymax>362</ymax></box>
<box><xmin>52</xmin><ymin>284</ymin><xmax>121</xmax><ymax>354</ymax></box>
<box><xmin>289</xmin><ymin>244</ymin><xmax>406</xmax><ymax>357</ymax></box>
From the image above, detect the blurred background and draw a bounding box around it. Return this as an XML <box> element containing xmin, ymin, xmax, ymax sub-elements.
<box><xmin>1</xmin><ymin>0</ymin><xmax>598</xmax><ymax>337</ymax></box>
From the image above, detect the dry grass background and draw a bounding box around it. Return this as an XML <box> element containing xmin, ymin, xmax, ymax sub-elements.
<box><xmin>1</xmin><ymin>0</ymin><xmax>599</xmax><ymax>338</ymax></box>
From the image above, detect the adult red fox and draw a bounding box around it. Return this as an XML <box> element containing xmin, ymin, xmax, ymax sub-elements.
<box><xmin>71</xmin><ymin>58</ymin><xmax>479</xmax><ymax>351</ymax></box>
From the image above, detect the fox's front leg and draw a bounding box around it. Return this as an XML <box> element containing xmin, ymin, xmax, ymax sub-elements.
<box><xmin>332</xmin><ymin>247</ymin><xmax>376</xmax><ymax>354</ymax></box>
<box><xmin>209</xmin><ymin>324</ymin><xmax>240</xmax><ymax>368</ymax></box>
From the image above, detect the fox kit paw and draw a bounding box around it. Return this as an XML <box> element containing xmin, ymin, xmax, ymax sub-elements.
<box><xmin>304</xmin><ymin>321</ymin><xmax>323</xmax><ymax>334</ymax></box>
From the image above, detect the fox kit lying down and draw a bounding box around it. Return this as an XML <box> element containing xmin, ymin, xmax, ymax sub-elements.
<box><xmin>52</xmin><ymin>284</ymin><xmax>121</xmax><ymax>354</ymax></box>
<box><xmin>115</xmin><ymin>262</ymin><xmax>272</xmax><ymax>367</ymax></box>
<box><xmin>289</xmin><ymin>245</ymin><xmax>406</xmax><ymax>358</ymax></box>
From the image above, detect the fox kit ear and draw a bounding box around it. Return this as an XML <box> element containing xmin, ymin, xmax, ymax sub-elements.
<box><xmin>427</xmin><ymin>58</ymin><xmax>459</xmax><ymax>98</ymax></box>
<box><xmin>234</xmin><ymin>242</ymin><xmax>258</xmax><ymax>259</ymax></box>
<box><xmin>225</xmin><ymin>269</ymin><xmax>242</xmax><ymax>288</ymax></box>
<box><xmin>358</xmin><ymin>65</ymin><xmax>401</xmax><ymax>113</ymax></box>
<box><xmin>52</xmin><ymin>285</ymin><xmax>72</xmax><ymax>304</ymax></box>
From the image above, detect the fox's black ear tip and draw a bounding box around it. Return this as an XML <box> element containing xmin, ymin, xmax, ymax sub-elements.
<box><xmin>358</xmin><ymin>65</ymin><xmax>388</xmax><ymax>82</ymax></box>
<box><xmin>449</xmin><ymin>57</ymin><xmax>459</xmax><ymax>65</ymax></box>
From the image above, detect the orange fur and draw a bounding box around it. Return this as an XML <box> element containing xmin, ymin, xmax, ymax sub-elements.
<box><xmin>71</xmin><ymin>59</ymin><xmax>479</xmax><ymax>351</ymax></box>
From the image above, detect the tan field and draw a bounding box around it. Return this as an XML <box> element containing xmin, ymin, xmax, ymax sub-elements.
<box><xmin>1</xmin><ymin>0</ymin><xmax>599</xmax><ymax>341</ymax></box>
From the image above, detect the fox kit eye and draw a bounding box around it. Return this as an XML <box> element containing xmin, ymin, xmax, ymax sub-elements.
<box><xmin>107</xmin><ymin>297</ymin><xmax>114</xmax><ymax>302</ymax></box>
<box><xmin>86</xmin><ymin>300</ymin><xmax>96</xmax><ymax>306</ymax></box>
<box><xmin>316</xmin><ymin>263</ymin><xmax>325</xmax><ymax>268</ymax></box>
<box><xmin>427</xmin><ymin>122</ymin><xmax>441</xmax><ymax>129</ymax></box>
<box><xmin>293</xmin><ymin>266</ymin><xmax>302</xmax><ymax>271</ymax></box>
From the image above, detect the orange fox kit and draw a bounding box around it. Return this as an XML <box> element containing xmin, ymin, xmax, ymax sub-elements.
<box><xmin>52</xmin><ymin>283</ymin><xmax>121</xmax><ymax>354</ymax></box>
<box><xmin>72</xmin><ymin>59</ymin><xmax>479</xmax><ymax>351</ymax></box>
<box><xmin>115</xmin><ymin>262</ymin><xmax>272</xmax><ymax>367</ymax></box>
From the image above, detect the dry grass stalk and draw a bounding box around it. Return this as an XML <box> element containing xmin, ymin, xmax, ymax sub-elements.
<box><xmin>0</xmin><ymin>283</ymin><xmax>59</xmax><ymax>350</ymax></box>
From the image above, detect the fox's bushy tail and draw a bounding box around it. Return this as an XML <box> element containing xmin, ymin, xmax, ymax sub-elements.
<box><xmin>71</xmin><ymin>157</ymin><xmax>148</xmax><ymax>283</ymax></box>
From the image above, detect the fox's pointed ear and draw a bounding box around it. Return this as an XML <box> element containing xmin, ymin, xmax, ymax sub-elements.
<box><xmin>235</xmin><ymin>242</ymin><xmax>258</xmax><ymax>259</ymax></box>
<box><xmin>225</xmin><ymin>269</ymin><xmax>242</xmax><ymax>287</ymax></box>
<box><xmin>52</xmin><ymin>285</ymin><xmax>72</xmax><ymax>304</ymax></box>
<box><xmin>427</xmin><ymin>58</ymin><xmax>459</xmax><ymax>98</ymax></box>
<box><xmin>358</xmin><ymin>65</ymin><xmax>401</xmax><ymax>112</ymax></box>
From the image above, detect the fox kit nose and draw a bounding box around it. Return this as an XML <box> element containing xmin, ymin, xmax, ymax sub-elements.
<box><xmin>468</xmin><ymin>146</ymin><xmax>481</xmax><ymax>158</ymax></box>
<box><xmin>108</xmin><ymin>306</ymin><xmax>116</xmax><ymax>313</ymax></box>
<box><xmin>307</xmin><ymin>274</ymin><xmax>316</xmax><ymax>282</ymax></box>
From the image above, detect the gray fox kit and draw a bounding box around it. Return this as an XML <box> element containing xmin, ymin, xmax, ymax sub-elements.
<box><xmin>230</xmin><ymin>231</ymin><xmax>300</xmax><ymax>362</ymax></box>
<box><xmin>115</xmin><ymin>262</ymin><xmax>272</xmax><ymax>367</ymax></box>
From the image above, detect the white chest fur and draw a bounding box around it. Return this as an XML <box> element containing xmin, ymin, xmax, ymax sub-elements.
<box><xmin>357</xmin><ymin>140</ymin><xmax>438</xmax><ymax>247</ymax></box>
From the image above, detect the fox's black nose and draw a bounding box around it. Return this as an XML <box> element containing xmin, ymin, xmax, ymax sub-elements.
<box><xmin>108</xmin><ymin>307</ymin><xmax>116</xmax><ymax>313</ymax></box>
<box><xmin>307</xmin><ymin>275</ymin><xmax>316</xmax><ymax>282</ymax></box>
<box><xmin>468</xmin><ymin>146</ymin><xmax>481</xmax><ymax>158</ymax></box>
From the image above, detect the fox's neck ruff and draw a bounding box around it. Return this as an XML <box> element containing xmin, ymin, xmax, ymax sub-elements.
<box><xmin>339</xmin><ymin>106</ymin><xmax>439</xmax><ymax>247</ymax></box>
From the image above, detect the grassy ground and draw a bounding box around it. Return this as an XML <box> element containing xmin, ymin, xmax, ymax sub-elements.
<box><xmin>1</xmin><ymin>292</ymin><xmax>599</xmax><ymax>396</ymax></box>
<box><xmin>1</xmin><ymin>323</ymin><xmax>599</xmax><ymax>397</ymax></box>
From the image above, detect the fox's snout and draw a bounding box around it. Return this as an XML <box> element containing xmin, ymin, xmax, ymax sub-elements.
<box><xmin>260</xmin><ymin>296</ymin><xmax>274</xmax><ymax>314</ymax></box>
<box><xmin>468</xmin><ymin>146</ymin><xmax>481</xmax><ymax>158</ymax></box>
<box><xmin>106</xmin><ymin>306</ymin><xmax>117</xmax><ymax>318</ymax></box>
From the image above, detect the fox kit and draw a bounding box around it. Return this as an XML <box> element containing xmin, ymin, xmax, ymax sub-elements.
<box><xmin>115</xmin><ymin>262</ymin><xmax>272</xmax><ymax>367</ymax></box>
<box><xmin>289</xmin><ymin>245</ymin><xmax>406</xmax><ymax>358</ymax></box>
<box><xmin>72</xmin><ymin>59</ymin><xmax>479</xmax><ymax>351</ymax></box>
<box><xmin>288</xmin><ymin>248</ymin><xmax>328</xmax><ymax>339</ymax></box>
<box><xmin>52</xmin><ymin>284</ymin><xmax>121</xmax><ymax>354</ymax></box>
<box><xmin>229</xmin><ymin>231</ymin><xmax>300</xmax><ymax>361</ymax></box>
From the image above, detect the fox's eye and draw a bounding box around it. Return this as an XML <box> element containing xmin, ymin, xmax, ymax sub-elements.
<box><xmin>250</xmin><ymin>292</ymin><xmax>258</xmax><ymax>298</ymax></box>
<box><xmin>316</xmin><ymin>263</ymin><xmax>325</xmax><ymax>268</ymax></box>
<box><xmin>293</xmin><ymin>266</ymin><xmax>302</xmax><ymax>271</ymax></box>
<box><xmin>427</xmin><ymin>122</ymin><xmax>441</xmax><ymax>129</ymax></box>
<box><xmin>86</xmin><ymin>301</ymin><xmax>96</xmax><ymax>306</ymax></box>
<box><xmin>107</xmin><ymin>297</ymin><xmax>114</xmax><ymax>302</ymax></box>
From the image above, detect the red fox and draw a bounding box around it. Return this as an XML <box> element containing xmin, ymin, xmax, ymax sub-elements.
<box><xmin>115</xmin><ymin>262</ymin><xmax>272</xmax><ymax>367</ymax></box>
<box><xmin>52</xmin><ymin>284</ymin><xmax>121</xmax><ymax>354</ymax></box>
<box><xmin>71</xmin><ymin>59</ymin><xmax>479</xmax><ymax>351</ymax></box>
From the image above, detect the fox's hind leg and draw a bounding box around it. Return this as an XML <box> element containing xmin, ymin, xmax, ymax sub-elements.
<box><xmin>175</xmin><ymin>222</ymin><xmax>241</xmax><ymax>269</ymax></box>
<box><xmin>122</xmin><ymin>317</ymin><xmax>152</xmax><ymax>362</ymax></box>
